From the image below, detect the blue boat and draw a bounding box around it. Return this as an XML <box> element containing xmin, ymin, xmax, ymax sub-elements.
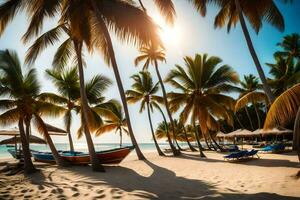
<box><xmin>32</xmin><ymin>151</ymin><xmax>83</xmax><ymax>163</ymax></box>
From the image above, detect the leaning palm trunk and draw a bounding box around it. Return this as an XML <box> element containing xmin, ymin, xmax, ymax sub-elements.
<box><xmin>209</xmin><ymin>132</ymin><xmax>224</xmax><ymax>152</ymax></box>
<box><xmin>202</xmin><ymin>132</ymin><xmax>212</xmax><ymax>150</ymax></box>
<box><xmin>18</xmin><ymin>117</ymin><xmax>36</xmax><ymax>174</ymax></box>
<box><xmin>74</xmin><ymin>41</ymin><xmax>105</xmax><ymax>172</ymax></box>
<box><xmin>235</xmin><ymin>113</ymin><xmax>245</xmax><ymax>129</ymax></box>
<box><xmin>35</xmin><ymin>114</ymin><xmax>68</xmax><ymax>167</ymax></box>
<box><xmin>119</xmin><ymin>129</ymin><xmax>122</xmax><ymax>147</ymax></box>
<box><xmin>154</xmin><ymin>60</ymin><xmax>182</xmax><ymax>154</ymax></box>
<box><xmin>66</xmin><ymin>110</ymin><xmax>74</xmax><ymax>152</ymax></box>
<box><xmin>253</xmin><ymin>103</ymin><xmax>261</xmax><ymax>129</ymax></box>
<box><xmin>294</xmin><ymin>108</ymin><xmax>300</xmax><ymax>161</ymax></box>
<box><xmin>66</xmin><ymin>125</ymin><xmax>74</xmax><ymax>152</ymax></box>
<box><xmin>245</xmin><ymin>107</ymin><xmax>254</xmax><ymax>130</ymax></box>
<box><xmin>90</xmin><ymin>2</ymin><xmax>145</xmax><ymax>160</ymax></box>
<box><xmin>147</xmin><ymin>103</ymin><xmax>165</xmax><ymax>156</ymax></box>
<box><xmin>156</xmin><ymin>103</ymin><xmax>178</xmax><ymax>155</ymax></box>
<box><xmin>182</xmin><ymin>126</ymin><xmax>197</xmax><ymax>152</ymax></box>
<box><xmin>235</xmin><ymin>0</ymin><xmax>275</xmax><ymax>103</ymax></box>
<box><xmin>193</xmin><ymin>122</ymin><xmax>206</xmax><ymax>157</ymax></box>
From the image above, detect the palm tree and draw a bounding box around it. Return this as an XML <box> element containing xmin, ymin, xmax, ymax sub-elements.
<box><xmin>95</xmin><ymin>101</ymin><xmax>128</xmax><ymax>147</ymax></box>
<box><xmin>39</xmin><ymin>67</ymin><xmax>80</xmax><ymax>152</ymax></box>
<box><xmin>166</xmin><ymin>53</ymin><xmax>239</xmax><ymax>156</ymax></box>
<box><xmin>135</xmin><ymin>44</ymin><xmax>180</xmax><ymax>155</ymax></box>
<box><xmin>126</xmin><ymin>71</ymin><xmax>165</xmax><ymax>156</ymax></box>
<box><xmin>235</xmin><ymin>74</ymin><xmax>268</xmax><ymax>130</ymax></box>
<box><xmin>0</xmin><ymin>50</ymin><xmax>67</xmax><ymax>173</ymax></box>
<box><xmin>0</xmin><ymin>0</ymin><xmax>161</xmax><ymax>162</ymax></box>
<box><xmin>137</xmin><ymin>0</ymin><xmax>176</xmax><ymax>24</ymax></box>
<box><xmin>264</xmin><ymin>83</ymin><xmax>300</xmax><ymax>160</ymax></box>
<box><xmin>275</xmin><ymin>33</ymin><xmax>300</xmax><ymax>63</ymax></box>
<box><xmin>190</xmin><ymin>0</ymin><xmax>287</xmax><ymax>103</ymax></box>
<box><xmin>266</xmin><ymin>54</ymin><xmax>300</xmax><ymax>96</ymax></box>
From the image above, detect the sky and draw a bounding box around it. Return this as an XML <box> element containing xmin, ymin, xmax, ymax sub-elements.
<box><xmin>0</xmin><ymin>0</ymin><xmax>299</xmax><ymax>145</ymax></box>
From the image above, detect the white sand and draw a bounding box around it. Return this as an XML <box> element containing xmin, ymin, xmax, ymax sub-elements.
<box><xmin>0</xmin><ymin>150</ymin><xmax>299</xmax><ymax>200</ymax></box>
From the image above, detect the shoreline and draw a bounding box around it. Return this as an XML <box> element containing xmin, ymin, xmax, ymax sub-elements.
<box><xmin>1</xmin><ymin>150</ymin><xmax>299</xmax><ymax>199</ymax></box>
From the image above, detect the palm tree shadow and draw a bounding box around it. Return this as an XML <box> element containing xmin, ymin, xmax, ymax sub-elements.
<box><xmin>179</xmin><ymin>152</ymin><xmax>300</xmax><ymax>168</ymax></box>
<box><xmin>58</xmin><ymin>160</ymin><xmax>299</xmax><ymax>200</ymax></box>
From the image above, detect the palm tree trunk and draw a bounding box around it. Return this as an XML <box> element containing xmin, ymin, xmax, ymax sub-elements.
<box><xmin>235</xmin><ymin>0</ymin><xmax>275</xmax><ymax>103</ymax></box>
<box><xmin>156</xmin><ymin>104</ymin><xmax>177</xmax><ymax>154</ymax></box>
<box><xmin>67</xmin><ymin>126</ymin><xmax>74</xmax><ymax>152</ymax></box>
<box><xmin>147</xmin><ymin>103</ymin><xmax>165</xmax><ymax>156</ymax></box>
<box><xmin>154</xmin><ymin>60</ymin><xmax>181</xmax><ymax>154</ymax></box>
<box><xmin>202</xmin><ymin>132</ymin><xmax>212</xmax><ymax>150</ymax></box>
<box><xmin>293</xmin><ymin>107</ymin><xmax>300</xmax><ymax>155</ymax></box>
<box><xmin>66</xmin><ymin>109</ymin><xmax>74</xmax><ymax>152</ymax></box>
<box><xmin>235</xmin><ymin>113</ymin><xmax>245</xmax><ymax>129</ymax></box>
<box><xmin>245</xmin><ymin>107</ymin><xmax>254</xmax><ymax>130</ymax></box>
<box><xmin>209</xmin><ymin>132</ymin><xmax>224</xmax><ymax>152</ymax></box>
<box><xmin>138</xmin><ymin>0</ymin><xmax>147</xmax><ymax>11</ymax></box>
<box><xmin>34</xmin><ymin>114</ymin><xmax>68</xmax><ymax>167</ymax></box>
<box><xmin>90</xmin><ymin>2</ymin><xmax>145</xmax><ymax>160</ymax></box>
<box><xmin>25</xmin><ymin>118</ymin><xmax>31</xmax><ymax>141</ymax></box>
<box><xmin>253</xmin><ymin>103</ymin><xmax>261</xmax><ymax>129</ymax></box>
<box><xmin>18</xmin><ymin>117</ymin><xmax>36</xmax><ymax>174</ymax></box>
<box><xmin>182</xmin><ymin>126</ymin><xmax>197</xmax><ymax>151</ymax></box>
<box><xmin>74</xmin><ymin>40</ymin><xmax>105</xmax><ymax>172</ymax></box>
<box><xmin>119</xmin><ymin>128</ymin><xmax>122</xmax><ymax>147</ymax></box>
<box><xmin>193</xmin><ymin>122</ymin><xmax>206</xmax><ymax>157</ymax></box>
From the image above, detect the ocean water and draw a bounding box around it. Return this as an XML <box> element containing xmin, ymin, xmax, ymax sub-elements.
<box><xmin>0</xmin><ymin>143</ymin><xmax>178</xmax><ymax>159</ymax></box>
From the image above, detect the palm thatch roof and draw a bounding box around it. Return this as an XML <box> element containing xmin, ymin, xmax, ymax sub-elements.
<box><xmin>45</xmin><ymin>123</ymin><xmax>67</xmax><ymax>136</ymax></box>
<box><xmin>0</xmin><ymin>135</ymin><xmax>46</xmax><ymax>145</ymax></box>
<box><xmin>0</xmin><ymin>128</ymin><xmax>19</xmax><ymax>136</ymax></box>
<box><xmin>217</xmin><ymin>129</ymin><xmax>254</xmax><ymax>138</ymax></box>
<box><xmin>257</xmin><ymin>128</ymin><xmax>293</xmax><ymax>136</ymax></box>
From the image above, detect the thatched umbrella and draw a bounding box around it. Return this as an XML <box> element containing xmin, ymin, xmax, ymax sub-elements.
<box><xmin>45</xmin><ymin>123</ymin><xmax>67</xmax><ymax>136</ymax></box>
<box><xmin>261</xmin><ymin>128</ymin><xmax>293</xmax><ymax>136</ymax></box>
<box><xmin>0</xmin><ymin>135</ymin><xmax>46</xmax><ymax>145</ymax></box>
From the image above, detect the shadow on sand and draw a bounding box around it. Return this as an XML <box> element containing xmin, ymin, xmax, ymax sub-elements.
<box><xmin>1</xmin><ymin>156</ymin><xmax>299</xmax><ymax>200</ymax></box>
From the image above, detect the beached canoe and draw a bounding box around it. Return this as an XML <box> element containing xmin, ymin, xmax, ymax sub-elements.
<box><xmin>32</xmin><ymin>146</ymin><xmax>134</xmax><ymax>165</ymax></box>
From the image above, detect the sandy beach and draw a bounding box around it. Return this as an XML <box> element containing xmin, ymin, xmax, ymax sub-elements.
<box><xmin>0</xmin><ymin>150</ymin><xmax>299</xmax><ymax>200</ymax></box>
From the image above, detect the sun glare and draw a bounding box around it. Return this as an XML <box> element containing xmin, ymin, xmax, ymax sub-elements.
<box><xmin>151</xmin><ymin>14</ymin><xmax>181</xmax><ymax>47</ymax></box>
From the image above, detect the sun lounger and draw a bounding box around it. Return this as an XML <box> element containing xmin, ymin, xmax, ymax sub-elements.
<box><xmin>260</xmin><ymin>143</ymin><xmax>285</xmax><ymax>153</ymax></box>
<box><xmin>224</xmin><ymin>149</ymin><xmax>259</xmax><ymax>161</ymax></box>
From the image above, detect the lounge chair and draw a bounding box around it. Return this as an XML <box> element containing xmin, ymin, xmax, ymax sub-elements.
<box><xmin>260</xmin><ymin>143</ymin><xmax>285</xmax><ymax>153</ymax></box>
<box><xmin>224</xmin><ymin>149</ymin><xmax>259</xmax><ymax>161</ymax></box>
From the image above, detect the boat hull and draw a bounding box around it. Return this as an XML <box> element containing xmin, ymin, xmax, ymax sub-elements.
<box><xmin>33</xmin><ymin>147</ymin><xmax>133</xmax><ymax>165</ymax></box>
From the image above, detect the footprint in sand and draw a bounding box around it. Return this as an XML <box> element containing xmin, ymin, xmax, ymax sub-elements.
<box><xmin>96</xmin><ymin>189</ymin><xmax>104</xmax><ymax>194</ymax></box>
<box><xmin>21</xmin><ymin>189</ymin><xmax>28</xmax><ymax>193</ymax></box>
<box><xmin>38</xmin><ymin>185</ymin><xmax>44</xmax><ymax>190</ymax></box>
<box><xmin>70</xmin><ymin>187</ymin><xmax>78</xmax><ymax>192</ymax></box>
<box><xmin>93</xmin><ymin>194</ymin><xmax>106</xmax><ymax>199</ymax></box>
<box><xmin>72</xmin><ymin>192</ymin><xmax>80</xmax><ymax>197</ymax></box>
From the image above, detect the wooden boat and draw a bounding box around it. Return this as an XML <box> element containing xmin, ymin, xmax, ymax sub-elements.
<box><xmin>33</xmin><ymin>146</ymin><xmax>134</xmax><ymax>165</ymax></box>
<box><xmin>7</xmin><ymin>149</ymin><xmax>23</xmax><ymax>159</ymax></box>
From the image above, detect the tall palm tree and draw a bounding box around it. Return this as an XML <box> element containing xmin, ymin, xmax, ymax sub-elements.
<box><xmin>264</xmin><ymin>83</ymin><xmax>300</xmax><ymax>159</ymax></box>
<box><xmin>95</xmin><ymin>101</ymin><xmax>128</xmax><ymax>147</ymax></box>
<box><xmin>137</xmin><ymin>0</ymin><xmax>176</xmax><ymax>24</ymax></box>
<box><xmin>0</xmin><ymin>50</ymin><xmax>67</xmax><ymax>173</ymax></box>
<box><xmin>126</xmin><ymin>71</ymin><xmax>165</xmax><ymax>156</ymax></box>
<box><xmin>39</xmin><ymin>67</ymin><xmax>80</xmax><ymax>152</ymax></box>
<box><xmin>266</xmin><ymin>54</ymin><xmax>300</xmax><ymax>96</ymax></box>
<box><xmin>166</xmin><ymin>53</ymin><xmax>239</xmax><ymax>156</ymax></box>
<box><xmin>235</xmin><ymin>74</ymin><xmax>268</xmax><ymax>130</ymax></box>
<box><xmin>0</xmin><ymin>0</ymin><xmax>161</xmax><ymax>162</ymax></box>
<box><xmin>275</xmin><ymin>33</ymin><xmax>300</xmax><ymax>63</ymax></box>
<box><xmin>190</xmin><ymin>0</ymin><xmax>287</xmax><ymax>103</ymax></box>
<box><xmin>135</xmin><ymin>44</ymin><xmax>180</xmax><ymax>155</ymax></box>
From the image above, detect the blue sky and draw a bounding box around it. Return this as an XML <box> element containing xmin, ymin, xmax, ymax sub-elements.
<box><xmin>0</xmin><ymin>0</ymin><xmax>299</xmax><ymax>145</ymax></box>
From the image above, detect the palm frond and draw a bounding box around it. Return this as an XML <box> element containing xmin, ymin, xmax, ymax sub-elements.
<box><xmin>264</xmin><ymin>83</ymin><xmax>300</xmax><ymax>129</ymax></box>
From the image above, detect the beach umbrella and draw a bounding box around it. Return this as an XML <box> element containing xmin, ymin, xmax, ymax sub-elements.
<box><xmin>0</xmin><ymin>128</ymin><xmax>19</xmax><ymax>136</ymax></box>
<box><xmin>261</xmin><ymin>128</ymin><xmax>293</xmax><ymax>136</ymax></box>
<box><xmin>45</xmin><ymin>123</ymin><xmax>67</xmax><ymax>136</ymax></box>
<box><xmin>0</xmin><ymin>135</ymin><xmax>46</xmax><ymax>145</ymax></box>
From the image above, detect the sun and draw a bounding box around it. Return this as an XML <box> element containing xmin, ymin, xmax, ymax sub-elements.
<box><xmin>151</xmin><ymin>14</ymin><xmax>181</xmax><ymax>47</ymax></box>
